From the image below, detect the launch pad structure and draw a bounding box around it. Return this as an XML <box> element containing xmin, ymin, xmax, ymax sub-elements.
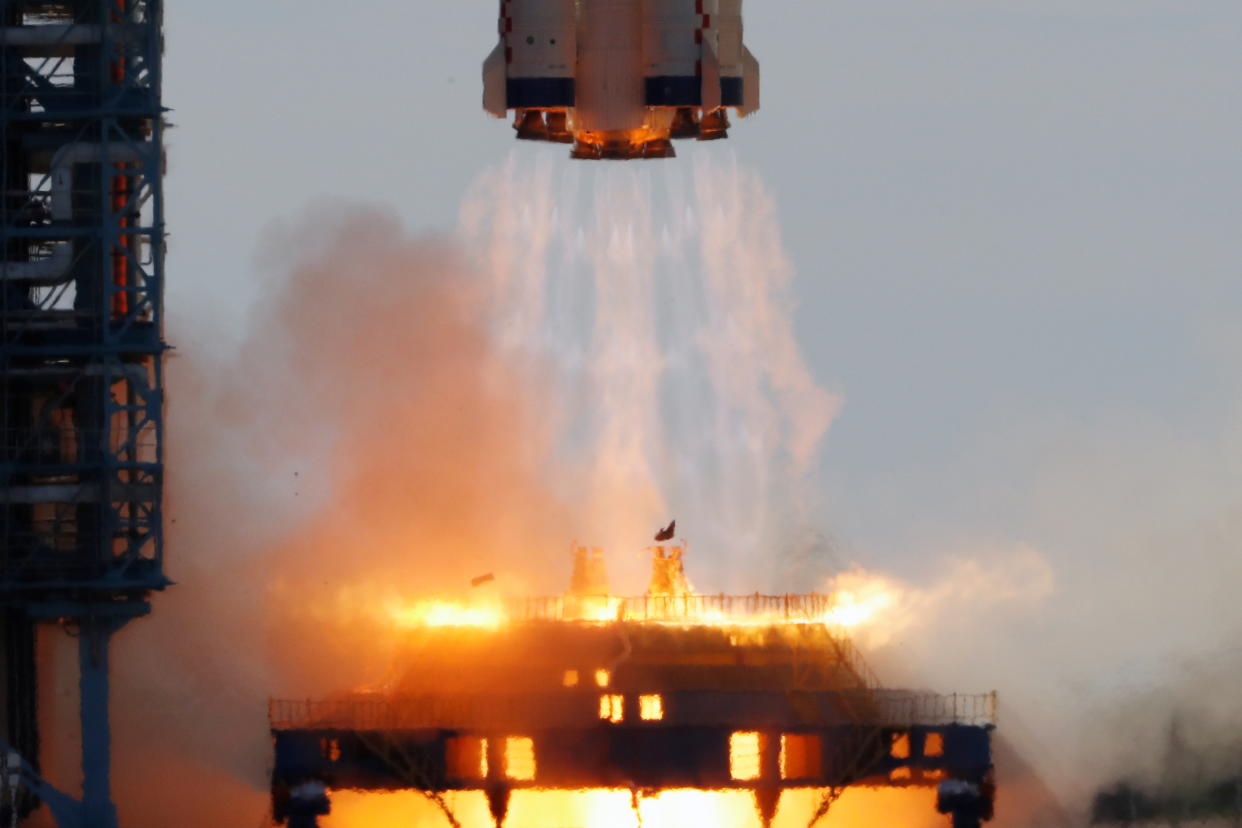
<box><xmin>269</xmin><ymin>547</ymin><xmax>997</xmax><ymax>828</ymax></box>
<box><xmin>0</xmin><ymin>1</ymin><xmax>168</xmax><ymax>827</ymax></box>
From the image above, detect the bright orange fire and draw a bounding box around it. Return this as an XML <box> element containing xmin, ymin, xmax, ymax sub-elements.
<box><xmin>323</xmin><ymin>786</ymin><xmax>940</xmax><ymax>828</ymax></box>
<box><xmin>574</xmin><ymin>126</ymin><xmax>668</xmax><ymax>147</ymax></box>
<box><xmin>822</xmin><ymin>572</ymin><xmax>900</xmax><ymax>629</ymax></box>
<box><xmin>386</xmin><ymin>599</ymin><xmax>504</xmax><ymax>629</ymax></box>
<box><xmin>383</xmin><ymin>582</ymin><xmax>900</xmax><ymax>633</ymax></box>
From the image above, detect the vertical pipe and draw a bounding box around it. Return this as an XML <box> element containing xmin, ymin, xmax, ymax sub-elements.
<box><xmin>110</xmin><ymin>167</ymin><xmax>129</xmax><ymax>318</ymax></box>
<box><xmin>78</xmin><ymin>617</ymin><xmax>118</xmax><ymax>828</ymax></box>
<box><xmin>110</xmin><ymin>0</ymin><xmax>130</xmax><ymax>319</ymax></box>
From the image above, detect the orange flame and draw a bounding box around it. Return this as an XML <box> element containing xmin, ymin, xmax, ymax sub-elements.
<box><xmin>821</xmin><ymin>580</ymin><xmax>899</xmax><ymax>629</ymax></box>
<box><xmin>381</xmin><ymin>584</ymin><xmax>902</xmax><ymax>632</ymax></box>
<box><xmin>323</xmin><ymin>787</ymin><xmax>940</xmax><ymax>827</ymax></box>
<box><xmin>386</xmin><ymin>599</ymin><xmax>504</xmax><ymax>629</ymax></box>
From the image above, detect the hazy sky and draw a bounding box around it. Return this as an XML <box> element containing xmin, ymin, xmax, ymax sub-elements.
<box><xmin>159</xmin><ymin>0</ymin><xmax>1242</xmax><ymax>814</ymax></box>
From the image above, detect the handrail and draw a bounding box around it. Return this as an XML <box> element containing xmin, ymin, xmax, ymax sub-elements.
<box><xmin>874</xmin><ymin>690</ymin><xmax>998</xmax><ymax>728</ymax></box>
<box><xmin>267</xmin><ymin>690</ymin><xmax>999</xmax><ymax>732</ymax></box>
<box><xmin>506</xmin><ymin>592</ymin><xmax>842</xmax><ymax>623</ymax></box>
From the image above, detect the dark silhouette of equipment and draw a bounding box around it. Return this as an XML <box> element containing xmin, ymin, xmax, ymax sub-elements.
<box><xmin>471</xmin><ymin>573</ymin><xmax>496</xmax><ymax>588</ymax></box>
<box><xmin>654</xmin><ymin>520</ymin><xmax>676</xmax><ymax>542</ymax></box>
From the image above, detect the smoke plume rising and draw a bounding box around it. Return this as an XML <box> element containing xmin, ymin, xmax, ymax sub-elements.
<box><xmin>103</xmin><ymin>203</ymin><xmax>579</xmax><ymax>827</ymax></box>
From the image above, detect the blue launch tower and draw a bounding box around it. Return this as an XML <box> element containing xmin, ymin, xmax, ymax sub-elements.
<box><xmin>0</xmin><ymin>1</ymin><xmax>167</xmax><ymax>825</ymax></box>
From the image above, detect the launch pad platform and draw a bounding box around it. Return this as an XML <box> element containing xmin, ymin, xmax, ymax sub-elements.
<box><xmin>267</xmin><ymin>550</ymin><xmax>996</xmax><ymax>828</ymax></box>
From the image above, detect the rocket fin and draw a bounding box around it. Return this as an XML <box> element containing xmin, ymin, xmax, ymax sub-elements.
<box><xmin>737</xmin><ymin>45</ymin><xmax>760</xmax><ymax>117</ymax></box>
<box><xmin>700</xmin><ymin>37</ymin><xmax>722</xmax><ymax>112</ymax></box>
<box><xmin>483</xmin><ymin>43</ymin><xmax>507</xmax><ymax>118</ymax></box>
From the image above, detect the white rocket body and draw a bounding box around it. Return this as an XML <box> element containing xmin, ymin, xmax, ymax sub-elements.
<box><xmin>483</xmin><ymin>0</ymin><xmax>760</xmax><ymax>159</ymax></box>
<box><xmin>577</xmin><ymin>0</ymin><xmax>644</xmax><ymax>134</ymax></box>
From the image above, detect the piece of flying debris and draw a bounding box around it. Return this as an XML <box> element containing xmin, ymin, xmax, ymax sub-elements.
<box><xmin>483</xmin><ymin>0</ymin><xmax>760</xmax><ymax>160</ymax></box>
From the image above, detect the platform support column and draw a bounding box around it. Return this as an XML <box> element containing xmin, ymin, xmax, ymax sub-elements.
<box><xmin>79</xmin><ymin>616</ymin><xmax>119</xmax><ymax>828</ymax></box>
<box><xmin>753</xmin><ymin>733</ymin><xmax>782</xmax><ymax>827</ymax></box>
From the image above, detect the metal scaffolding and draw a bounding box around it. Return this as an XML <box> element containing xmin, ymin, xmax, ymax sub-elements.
<box><xmin>0</xmin><ymin>1</ymin><xmax>167</xmax><ymax>825</ymax></box>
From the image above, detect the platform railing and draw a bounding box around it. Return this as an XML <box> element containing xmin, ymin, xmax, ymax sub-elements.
<box><xmin>874</xmin><ymin>690</ymin><xmax>998</xmax><ymax>728</ymax></box>
<box><xmin>268</xmin><ymin>690</ymin><xmax>998</xmax><ymax>732</ymax></box>
<box><xmin>507</xmin><ymin>592</ymin><xmax>838</xmax><ymax>624</ymax></box>
<box><xmin>506</xmin><ymin>592</ymin><xmax>882</xmax><ymax>690</ymax></box>
<box><xmin>269</xmin><ymin>693</ymin><xmax>626</xmax><ymax>732</ymax></box>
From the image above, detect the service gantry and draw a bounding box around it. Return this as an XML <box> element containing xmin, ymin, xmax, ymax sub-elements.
<box><xmin>1</xmin><ymin>1</ymin><xmax>168</xmax><ymax>826</ymax></box>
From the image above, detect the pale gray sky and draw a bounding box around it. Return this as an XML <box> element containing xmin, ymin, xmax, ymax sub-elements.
<box><xmin>166</xmin><ymin>0</ymin><xmax>1242</xmax><ymax>550</ymax></box>
<box><xmin>159</xmin><ymin>0</ymin><xmax>1242</xmax><ymax>816</ymax></box>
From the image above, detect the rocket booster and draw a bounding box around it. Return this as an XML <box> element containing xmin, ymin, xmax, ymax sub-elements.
<box><xmin>483</xmin><ymin>0</ymin><xmax>760</xmax><ymax>159</ymax></box>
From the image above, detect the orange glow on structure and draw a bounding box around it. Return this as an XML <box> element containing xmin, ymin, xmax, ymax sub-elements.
<box><xmin>729</xmin><ymin>732</ymin><xmax>761</xmax><ymax>781</ymax></box>
<box><xmin>562</xmin><ymin>669</ymin><xmax>579</xmax><ymax>687</ymax></box>
<box><xmin>380</xmin><ymin>575</ymin><xmax>901</xmax><ymax>633</ymax></box>
<box><xmin>779</xmin><ymin>733</ymin><xmax>822</xmax><ymax>780</ymax></box>
<box><xmin>598</xmin><ymin>694</ymin><xmax>624</xmax><ymax>723</ymax></box>
<box><xmin>323</xmin><ymin>786</ymin><xmax>940</xmax><ymax>828</ymax></box>
<box><xmin>924</xmin><ymin>731</ymin><xmax>944</xmax><ymax>757</ymax></box>
<box><xmin>574</xmin><ymin>595</ymin><xmax>624</xmax><ymax>622</ymax></box>
<box><xmin>639</xmin><ymin>693</ymin><xmax>663</xmax><ymax>721</ymax></box>
<box><xmin>380</xmin><ymin>593</ymin><xmax>901</xmax><ymax>628</ymax></box>
<box><xmin>504</xmin><ymin>736</ymin><xmax>536</xmax><ymax>781</ymax></box>
<box><xmin>594</xmin><ymin>668</ymin><xmax>610</xmax><ymax>687</ymax></box>
<box><xmin>386</xmin><ymin>599</ymin><xmax>503</xmax><ymax>629</ymax></box>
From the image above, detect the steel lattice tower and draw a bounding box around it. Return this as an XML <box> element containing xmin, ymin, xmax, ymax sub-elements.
<box><xmin>0</xmin><ymin>1</ymin><xmax>166</xmax><ymax>825</ymax></box>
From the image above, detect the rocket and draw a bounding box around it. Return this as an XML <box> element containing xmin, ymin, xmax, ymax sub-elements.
<box><xmin>483</xmin><ymin>0</ymin><xmax>759</xmax><ymax>159</ymax></box>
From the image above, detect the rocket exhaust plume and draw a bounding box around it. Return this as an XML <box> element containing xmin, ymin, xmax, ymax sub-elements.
<box><xmin>458</xmin><ymin>154</ymin><xmax>839</xmax><ymax>589</ymax></box>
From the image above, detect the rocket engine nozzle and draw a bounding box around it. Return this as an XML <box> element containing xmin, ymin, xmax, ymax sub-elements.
<box><xmin>697</xmin><ymin>109</ymin><xmax>731</xmax><ymax>142</ymax></box>
<box><xmin>513</xmin><ymin>110</ymin><xmax>549</xmax><ymax>141</ymax></box>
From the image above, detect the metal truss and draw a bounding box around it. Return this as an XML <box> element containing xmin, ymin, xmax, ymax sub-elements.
<box><xmin>1</xmin><ymin>0</ymin><xmax>167</xmax><ymax>600</ymax></box>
